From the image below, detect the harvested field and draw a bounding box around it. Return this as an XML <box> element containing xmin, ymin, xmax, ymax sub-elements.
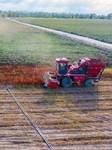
<box><xmin>0</xmin><ymin>80</ymin><xmax>112</xmax><ymax>149</ymax></box>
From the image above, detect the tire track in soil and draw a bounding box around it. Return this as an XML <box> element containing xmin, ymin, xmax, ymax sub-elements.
<box><xmin>0</xmin><ymin>86</ymin><xmax>51</xmax><ymax>150</ymax></box>
<box><xmin>0</xmin><ymin>80</ymin><xmax>111</xmax><ymax>149</ymax></box>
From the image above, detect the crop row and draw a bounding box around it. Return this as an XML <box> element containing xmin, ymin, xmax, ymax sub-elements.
<box><xmin>16</xmin><ymin>18</ymin><xmax>112</xmax><ymax>44</ymax></box>
<box><xmin>0</xmin><ymin>18</ymin><xmax>111</xmax><ymax>66</ymax></box>
<box><xmin>4</xmin><ymin>84</ymin><xmax>112</xmax><ymax>149</ymax></box>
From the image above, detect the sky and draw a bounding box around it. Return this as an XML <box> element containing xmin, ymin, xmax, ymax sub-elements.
<box><xmin>0</xmin><ymin>0</ymin><xmax>112</xmax><ymax>15</ymax></box>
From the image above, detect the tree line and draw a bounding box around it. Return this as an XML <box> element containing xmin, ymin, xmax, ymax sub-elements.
<box><xmin>0</xmin><ymin>10</ymin><xmax>112</xmax><ymax>19</ymax></box>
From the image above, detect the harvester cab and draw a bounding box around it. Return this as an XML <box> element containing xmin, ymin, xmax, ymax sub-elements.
<box><xmin>56</xmin><ymin>58</ymin><xmax>68</xmax><ymax>75</ymax></box>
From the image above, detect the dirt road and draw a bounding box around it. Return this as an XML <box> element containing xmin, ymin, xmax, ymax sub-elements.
<box><xmin>8</xmin><ymin>18</ymin><xmax>112</xmax><ymax>51</ymax></box>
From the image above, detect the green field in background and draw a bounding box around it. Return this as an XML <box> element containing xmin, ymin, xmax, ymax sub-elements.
<box><xmin>0</xmin><ymin>18</ymin><xmax>111</xmax><ymax>66</ymax></box>
<box><xmin>16</xmin><ymin>18</ymin><xmax>112</xmax><ymax>44</ymax></box>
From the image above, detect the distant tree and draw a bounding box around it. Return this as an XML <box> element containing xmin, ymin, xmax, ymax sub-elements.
<box><xmin>107</xmin><ymin>13</ymin><xmax>112</xmax><ymax>19</ymax></box>
<box><xmin>75</xmin><ymin>13</ymin><xmax>80</xmax><ymax>18</ymax></box>
<box><xmin>100</xmin><ymin>15</ymin><xmax>106</xmax><ymax>19</ymax></box>
<box><xmin>0</xmin><ymin>10</ymin><xmax>112</xmax><ymax>19</ymax></box>
<box><xmin>1</xmin><ymin>12</ymin><xmax>7</xmax><ymax>18</ymax></box>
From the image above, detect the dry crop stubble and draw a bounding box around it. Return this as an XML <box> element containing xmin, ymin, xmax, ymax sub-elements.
<box><xmin>0</xmin><ymin>78</ymin><xmax>112</xmax><ymax>149</ymax></box>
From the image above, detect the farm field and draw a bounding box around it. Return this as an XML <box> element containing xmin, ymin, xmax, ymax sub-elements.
<box><xmin>0</xmin><ymin>17</ymin><xmax>112</xmax><ymax>149</ymax></box>
<box><xmin>0</xmin><ymin>81</ymin><xmax>112</xmax><ymax>149</ymax></box>
<box><xmin>16</xmin><ymin>18</ymin><xmax>112</xmax><ymax>44</ymax></box>
<box><xmin>0</xmin><ymin>18</ymin><xmax>112</xmax><ymax>84</ymax></box>
<box><xmin>1</xmin><ymin>18</ymin><xmax>112</xmax><ymax>66</ymax></box>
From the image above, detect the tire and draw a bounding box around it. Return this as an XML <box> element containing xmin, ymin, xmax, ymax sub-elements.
<box><xmin>85</xmin><ymin>79</ymin><xmax>92</xmax><ymax>87</ymax></box>
<box><xmin>61</xmin><ymin>77</ymin><xmax>72</xmax><ymax>88</ymax></box>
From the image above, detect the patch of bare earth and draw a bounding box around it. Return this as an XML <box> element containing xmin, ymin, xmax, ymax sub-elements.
<box><xmin>0</xmin><ymin>79</ymin><xmax>112</xmax><ymax>149</ymax></box>
<box><xmin>0</xmin><ymin>65</ymin><xmax>55</xmax><ymax>84</ymax></box>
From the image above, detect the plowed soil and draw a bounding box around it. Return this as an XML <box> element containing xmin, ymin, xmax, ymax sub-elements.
<box><xmin>0</xmin><ymin>80</ymin><xmax>112</xmax><ymax>150</ymax></box>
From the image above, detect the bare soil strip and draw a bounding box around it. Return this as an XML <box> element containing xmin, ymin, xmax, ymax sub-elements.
<box><xmin>6</xmin><ymin>85</ymin><xmax>53</xmax><ymax>150</ymax></box>
<box><xmin>8</xmin><ymin>18</ymin><xmax>112</xmax><ymax>51</ymax></box>
<box><xmin>0</xmin><ymin>80</ymin><xmax>112</xmax><ymax>149</ymax></box>
<box><xmin>0</xmin><ymin>87</ymin><xmax>50</xmax><ymax>150</ymax></box>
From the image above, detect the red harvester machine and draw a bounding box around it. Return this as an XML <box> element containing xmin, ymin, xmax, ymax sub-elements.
<box><xmin>43</xmin><ymin>57</ymin><xmax>105</xmax><ymax>88</ymax></box>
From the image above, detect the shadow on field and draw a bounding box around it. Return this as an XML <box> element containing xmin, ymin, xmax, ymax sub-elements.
<box><xmin>73</xmin><ymin>85</ymin><xmax>99</xmax><ymax>112</ymax></box>
<box><xmin>42</xmin><ymin>84</ymin><xmax>99</xmax><ymax>112</ymax></box>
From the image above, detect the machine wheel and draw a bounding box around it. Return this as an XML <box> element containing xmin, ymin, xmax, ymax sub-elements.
<box><xmin>61</xmin><ymin>77</ymin><xmax>72</xmax><ymax>88</ymax></box>
<box><xmin>85</xmin><ymin>79</ymin><xmax>93</xmax><ymax>87</ymax></box>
